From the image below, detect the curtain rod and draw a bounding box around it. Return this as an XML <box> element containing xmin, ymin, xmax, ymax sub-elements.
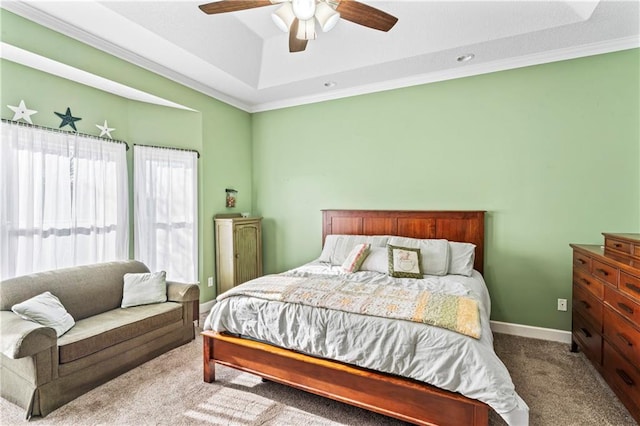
<box><xmin>1</xmin><ymin>118</ymin><xmax>130</xmax><ymax>150</ymax></box>
<box><xmin>134</xmin><ymin>143</ymin><xmax>200</xmax><ymax>158</ymax></box>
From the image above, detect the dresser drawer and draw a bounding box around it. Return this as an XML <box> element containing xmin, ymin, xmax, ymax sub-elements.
<box><xmin>572</xmin><ymin>311</ymin><xmax>602</xmax><ymax>365</ymax></box>
<box><xmin>620</xmin><ymin>271</ymin><xmax>640</xmax><ymax>304</ymax></box>
<box><xmin>573</xmin><ymin>284</ymin><xmax>603</xmax><ymax>329</ymax></box>
<box><xmin>604</xmin><ymin>306</ymin><xmax>640</xmax><ymax>365</ymax></box>
<box><xmin>573</xmin><ymin>251</ymin><xmax>591</xmax><ymax>272</ymax></box>
<box><xmin>605</xmin><ymin>238</ymin><xmax>632</xmax><ymax>256</ymax></box>
<box><xmin>573</xmin><ymin>269</ymin><xmax>604</xmax><ymax>300</ymax></box>
<box><xmin>603</xmin><ymin>342</ymin><xmax>640</xmax><ymax>415</ymax></box>
<box><xmin>605</xmin><ymin>286</ymin><xmax>640</xmax><ymax>325</ymax></box>
<box><xmin>592</xmin><ymin>259</ymin><xmax>618</xmax><ymax>287</ymax></box>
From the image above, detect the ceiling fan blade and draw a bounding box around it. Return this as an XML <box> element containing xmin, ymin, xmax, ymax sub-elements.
<box><xmin>289</xmin><ymin>19</ymin><xmax>308</xmax><ymax>53</ymax></box>
<box><xmin>199</xmin><ymin>0</ymin><xmax>273</xmax><ymax>15</ymax></box>
<box><xmin>336</xmin><ymin>0</ymin><xmax>398</xmax><ymax>32</ymax></box>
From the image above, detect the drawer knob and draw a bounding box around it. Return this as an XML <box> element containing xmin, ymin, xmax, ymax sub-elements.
<box><xmin>581</xmin><ymin>278</ymin><xmax>591</xmax><ymax>286</ymax></box>
<box><xmin>581</xmin><ymin>300</ymin><xmax>591</xmax><ymax>309</ymax></box>
<box><xmin>580</xmin><ymin>327</ymin><xmax>592</xmax><ymax>338</ymax></box>
<box><xmin>618</xmin><ymin>302</ymin><xmax>635</xmax><ymax>315</ymax></box>
<box><xmin>616</xmin><ymin>369</ymin><xmax>635</xmax><ymax>387</ymax></box>
<box><xmin>577</xmin><ymin>259</ymin><xmax>586</xmax><ymax>265</ymax></box>
<box><xmin>617</xmin><ymin>333</ymin><xmax>634</xmax><ymax>347</ymax></box>
<box><xmin>614</xmin><ymin>243</ymin><xmax>622</xmax><ymax>248</ymax></box>
<box><xmin>626</xmin><ymin>282</ymin><xmax>640</xmax><ymax>295</ymax></box>
<box><xmin>595</xmin><ymin>268</ymin><xmax>609</xmax><ymax>276</ymax></box>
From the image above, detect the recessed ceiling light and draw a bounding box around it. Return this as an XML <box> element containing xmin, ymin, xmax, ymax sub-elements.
<box><xmin>324</xmin><ymin>81</ymin><xmax>337</xmax><ymax>88</ymax></box>
<box><xmin>456</xmin><ymin>53</ymin><xmax>475</xmax><ymax>63</ymax></box>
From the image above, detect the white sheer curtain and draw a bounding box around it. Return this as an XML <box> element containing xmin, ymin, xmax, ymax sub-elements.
<box><xmin>133</xmin><ymin>145</ymin><xmax>198</xmax><ymax>282</ymax></box>
<box><xmin>0</xmin><ymin>121</ymin><xmax>129</xmax><ymax>280</ymax></box>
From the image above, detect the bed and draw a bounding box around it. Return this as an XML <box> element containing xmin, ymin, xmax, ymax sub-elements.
<box><xmin>202</xmin><ymin>210</ymin><xmax>528</xmax><ymax>426</ymax></box>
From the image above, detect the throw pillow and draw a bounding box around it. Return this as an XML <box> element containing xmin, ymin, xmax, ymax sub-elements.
<box><xmin>11</xmin><ymin>291</ymin><xmax>75</xmax><ymax>337</ymax></box>
<box><xmin>387</xmin><ymin>244</ymin><xmax>423</xmax><ymax>278</ymax></box>
<box><xmin>341</xmin><ymin>243</ymin><xmax>371</xmax><ymax>272</ymax></box>
<box><xmin>121</xmin><ymin>271</ymin><xmax>167</xmax><ymax>308</ymax></box>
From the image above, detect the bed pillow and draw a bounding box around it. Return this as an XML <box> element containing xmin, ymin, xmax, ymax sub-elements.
<box><xmin>387</xmin><ymin>245</ymin><xmax>423</xmax><ymax>278</ymax></box>
<box><xmin>360</xmin><ymin>246</ymin><xmax>389</xmax><ymax>273</ymax></box>
<box><xmin>121</xmin><ymin>271</ymin><xmax>167</xmax><ymax>308</ymax></box>
<box><xmin>449</xmin><ymin>241</ymin><xmax>476</xmax><ymax>277</ymax></box>
<box><xmin>319</xmin><ymin>235</ymin><xmax>389</xmax><ymax>265</ymax></box>
<box><xmin>341</xmin><ymin>243</ymin><xmax>371</xmax><ymax>272</ymax></box>
<box><xmin>11</xmin><ymin>291</ymin><xmax>75</xmax><ymax>337</ymax></box>
<box><xmin>388</xmin><ymin>237</ymin><xmax>450</xmax><ymax>276</ymax></box>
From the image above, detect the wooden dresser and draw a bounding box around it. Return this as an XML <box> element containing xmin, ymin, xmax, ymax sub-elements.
<box><xmin>571</xmin><ymin>233</ymin><xmax>640</xmax><ymax>422</ymax></box>
<box><xmin>214</xmin><ymin>215</ymin><xmax>263</xmax><ymax>295</ymax></box>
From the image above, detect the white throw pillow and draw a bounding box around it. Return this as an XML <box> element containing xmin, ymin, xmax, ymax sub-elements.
<box><xmin>11</xmin><ymin>291</ymin><xmax>75</xmax><ymax>337</ymax></box>
<box><xmin>449</xmin><ymin>242</ymin><xmax>476</xmax><ymax>277</ymax></box>
<box><xmin>341</xmin><ymin>243</ymin><xmax>371</xmax><ymax>273</ymax></box>
<box><xmin>121</xmin><ymin>271</ymin><xmax>167</xmax><ymax>308</ymax></box>
<box><xmin>388</xmin><ymin>237</ymin><xmax>450</xmax><ymax>276</ymax></box>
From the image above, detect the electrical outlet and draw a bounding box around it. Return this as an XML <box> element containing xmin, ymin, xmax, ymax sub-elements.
<box><xmin>207</xmin><ymin>277</ymin><xmax>214</xmax><ymax>287</ymax></box>
<box><xmin>557</xmin><ymin>298</ymin><xmax>567</xmax><ymax>311</ymax></box>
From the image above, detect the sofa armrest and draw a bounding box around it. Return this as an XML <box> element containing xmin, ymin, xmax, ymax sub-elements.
<box><xmin>0</xmin><ymin>311</ymin><xmax>57</xmax><ymax>359</ymax></box>
<box><xmin>166</xmin><ymin>281</ymin><xmax>200</xmax><ymax>303</ymax></box>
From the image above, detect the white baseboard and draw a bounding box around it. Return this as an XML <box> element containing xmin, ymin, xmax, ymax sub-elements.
<box><xmin>490</xmin><ymin>320</ymin><xmax>572</xmax><ymax>344</ymax></box>
<box><xmin>199</xmin><ymin>300</ymin><xmax>215</xmax><ymax>315</ymax></box>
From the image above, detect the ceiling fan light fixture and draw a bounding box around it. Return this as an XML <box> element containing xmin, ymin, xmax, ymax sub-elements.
<box><xmin>315</xmin><ymin>2</ymin><xmax>340</xmax><ymax>32</ymax></box>
<box><xmin>272</xmin><ymin>3</ymin><xmax>295</xmax><ymax>32</ymax></box>
<box><xmin>292</xmin><ymin>0</ymin><xmax>316</xmax><ymax>20</ymax></box>
<box><xmin>296</xmin><ymin>18</ymin><xmax>317</xmax><ymax>40</ymax></box>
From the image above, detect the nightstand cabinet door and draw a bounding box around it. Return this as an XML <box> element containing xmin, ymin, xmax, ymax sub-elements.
<box><xmin>215</xmin><ymin>216</ymin><xmax>263</xmax><ymax>295</ymax></box>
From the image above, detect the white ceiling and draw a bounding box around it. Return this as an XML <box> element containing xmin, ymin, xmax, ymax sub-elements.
<box><xmin>3</xmin><ymin>0</ymin><xmax>639</xmax><ymax>112</ymax></box>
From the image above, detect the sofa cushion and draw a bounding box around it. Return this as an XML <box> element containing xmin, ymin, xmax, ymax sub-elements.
<box><xmin>57</xmin><ymin>302</ymin><xmax>182</xmax><ymax>364</ymax></box>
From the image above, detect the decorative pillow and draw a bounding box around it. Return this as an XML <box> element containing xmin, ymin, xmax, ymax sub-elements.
<box><xmin>388</xmin><ymin>237</ymin><xmax>450</xmax><ymax>276</ymax></box>
<box><xmin>449</xmin><ymin>242</ymin><xmax>476</xmax><ymax>277</ymax></box>
<box><xmin>360</xmin><ymin>246</ymin><xmax>389</xmax><ymax>273</ymax></box>
<box><xmin>319</xmin><ymin>235</ymin><xmax>389</xmax><ymax>265</ymax></box>
<box><xmin>341</xmin><ymin>243</ymin><xmax>371</xmax><ymax>272</ymax></box>
<box><xmin>121</xmin><ymin>271</ymin><xmax>167</xmax><ymax>308</ymax></box>
<box><xmin>387</xmin><ymin>245</ymin><xmax>423</xmax><ymax>278</ymax></box>
<box><xmin>11</xmin><ymin>291</ymin><xmax>75</xmax><ymax>337</ymax></box>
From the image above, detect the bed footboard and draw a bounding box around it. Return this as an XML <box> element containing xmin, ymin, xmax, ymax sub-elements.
<box><xmin>202</xmin><ymin>331</ymin><xmax>489</xmax><ymax>426</ymax></box>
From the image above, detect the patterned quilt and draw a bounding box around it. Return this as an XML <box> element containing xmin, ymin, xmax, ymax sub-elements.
<box><xmin>217</xmin><ymin>274</ymin><xmax>481</xmax><ymax>339</ymax></box>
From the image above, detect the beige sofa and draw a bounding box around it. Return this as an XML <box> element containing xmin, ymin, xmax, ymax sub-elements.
<box><xmin>0</xmin><ymin>260</ymin><xmax>199</xmax><ymax>419</ymax></box>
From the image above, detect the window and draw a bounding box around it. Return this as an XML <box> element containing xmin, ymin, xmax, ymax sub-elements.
<box><xmin>0</xmin><ymin>121</ymin><xmax>129</xmax><ymax>279</ymax></box>
<box><xmin>133</xmin><ymin>145</ymin><xmax>198</xmax><ymax>282</ymax></box>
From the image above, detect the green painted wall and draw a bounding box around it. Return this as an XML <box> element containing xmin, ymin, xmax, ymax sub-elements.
<box><xmin>0</xmin><ymin>10</ymin><xmax>253</xmax><ymax>303</ymax></box>
<box><xmin>252</xmin><ymin>49</ymin><xmax>640</xmax><ymax>330</ymax></box>
<box><xmin>2</xmin><ymin>9</ymin><xmax>639</xmax><ymax>330</ymax></box>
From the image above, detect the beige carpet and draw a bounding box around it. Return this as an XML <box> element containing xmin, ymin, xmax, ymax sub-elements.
<box><xmin>1</xmin><ymin>324</ymin><xmax>637</xmax><ymax>426</ymax></box>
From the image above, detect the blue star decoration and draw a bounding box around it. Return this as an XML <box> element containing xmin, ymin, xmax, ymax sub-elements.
<box><xmin>54</xmin><ymin>107</ymin><xmax>82</xmax><ymax>131</ymax></box>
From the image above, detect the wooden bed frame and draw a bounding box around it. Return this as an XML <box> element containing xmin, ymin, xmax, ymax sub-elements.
<box><xmin>203</xmin><ymin>210</ymin><xmax>489</xmax><ymax>426</ymax></box>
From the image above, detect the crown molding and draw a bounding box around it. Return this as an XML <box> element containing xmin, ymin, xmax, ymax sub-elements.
<box><xmin>2</xmin><ymin>1</ymin><xmax>253</xmax><ymax>112</ymax></box>
<box><xmin>250</xmin><ymin>35</ymin><xmax>640</xmax><ymax>112</ymax></box>
<box><xmin>3</xmin><ymin>1</ymin><xmax>638</xmax><ymax>114</ymax></box>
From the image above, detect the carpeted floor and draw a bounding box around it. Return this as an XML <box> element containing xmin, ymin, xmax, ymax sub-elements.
<box><xmin>1</xmin><ymin>321</ymin><xmax>637</xmax><ymax>426</ymax></box>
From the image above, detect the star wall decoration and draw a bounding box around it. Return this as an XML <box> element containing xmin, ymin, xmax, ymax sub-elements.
<box><xmin>7</xmin><ymin>100</ymin><xmax>38</xmax><ymax>124</ymax></box>
<box><xmin>96</xmin><ymin>120</ymin><xmax>116</xmax><ymax>139</ymax></box>
<box><xmin>54</xmin><ymin>107</ymin><xmax>82</xmax><ymax>131</ymax></box>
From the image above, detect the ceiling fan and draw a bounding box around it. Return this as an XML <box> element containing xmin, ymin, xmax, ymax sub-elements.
<box><xmin>198</xmin><ymin>0</ymin><xmax>398</xmax><ymax>53</ymax></box>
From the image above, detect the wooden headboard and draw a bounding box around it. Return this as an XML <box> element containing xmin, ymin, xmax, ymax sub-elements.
<box><xmin>322</xmin><ymin>210</ymin><xmax>485</xmax><ymax>274</ymax></box>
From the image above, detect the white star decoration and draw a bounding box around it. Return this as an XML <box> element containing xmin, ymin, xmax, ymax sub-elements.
<box><xmin>7</xmin><ymin>100</ymin><xmax>38</xmax><ymax>124</ymax></box>
<box><xmin>96</xmin><ymin>120</ymin><xmax>116</xmax><ymax>139</ymax></box>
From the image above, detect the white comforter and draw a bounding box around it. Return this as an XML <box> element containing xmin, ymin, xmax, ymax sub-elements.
<box><xmin>204</xmin><ymin>261</ymin><xmax>529</xmax><ymax>425</ymax></box>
